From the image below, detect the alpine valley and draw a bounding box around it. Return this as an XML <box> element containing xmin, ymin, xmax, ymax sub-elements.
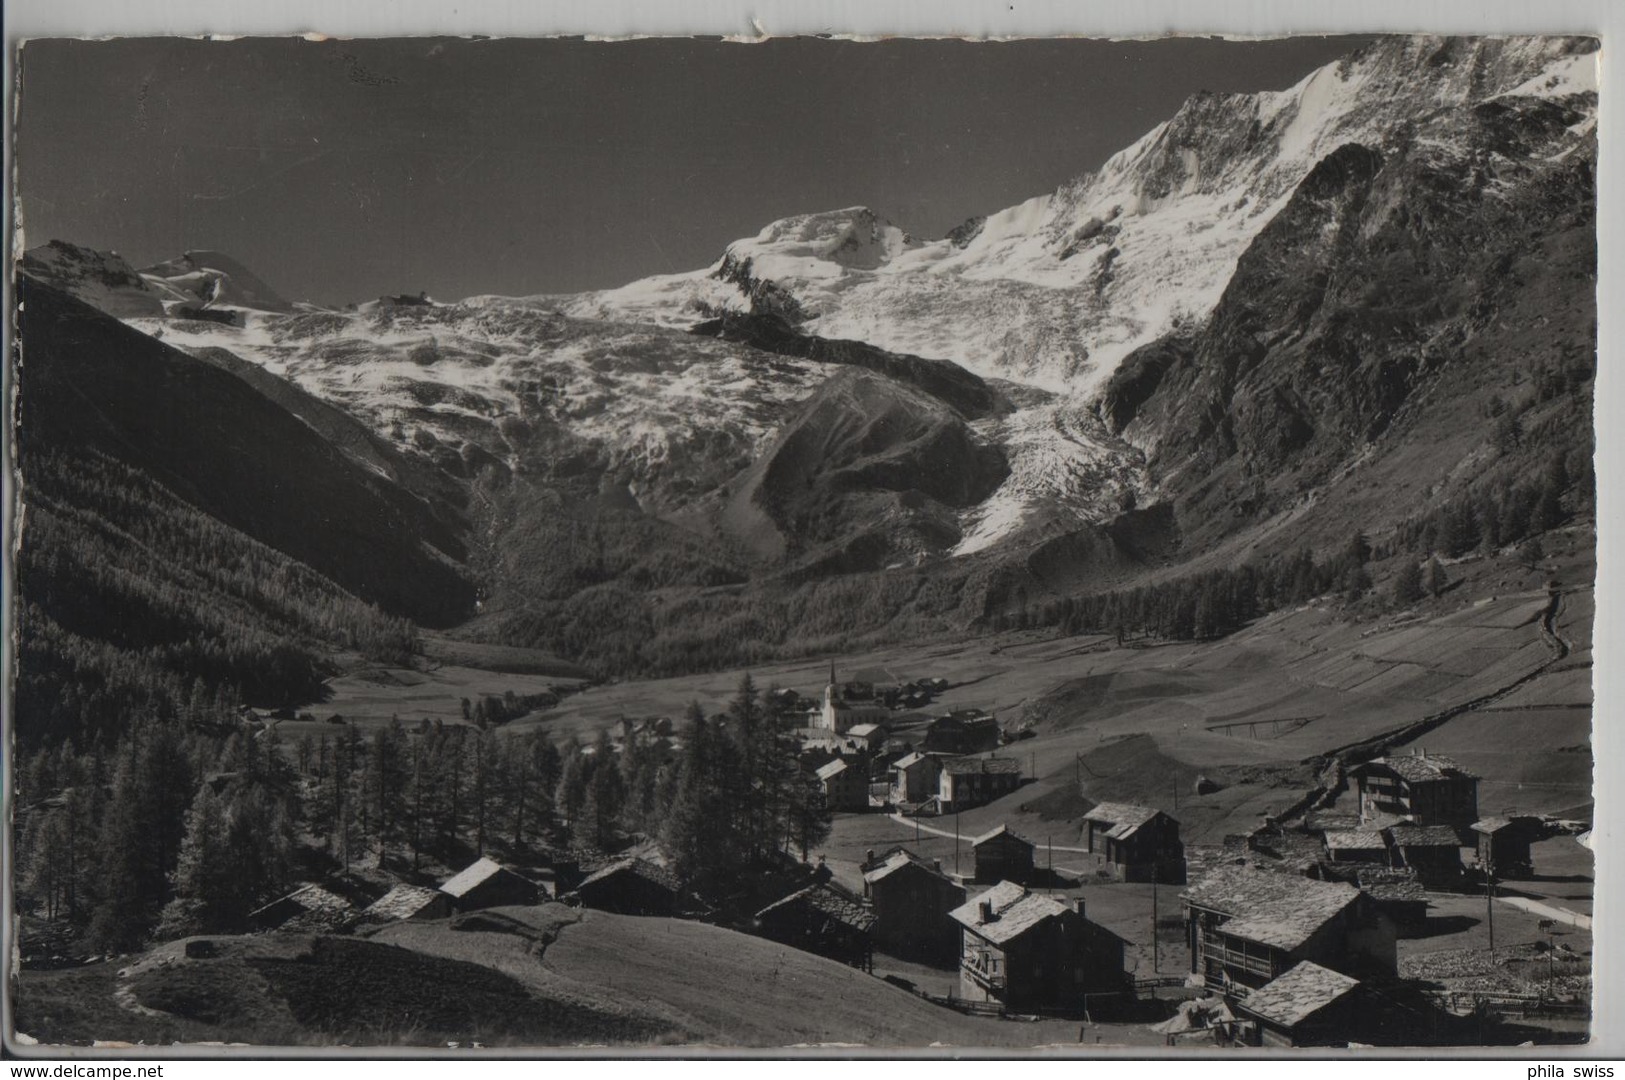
<box><xmin>15</xmin><ymin>33</ymin><xmax>1598</xmax><ymax>708</ymax></box>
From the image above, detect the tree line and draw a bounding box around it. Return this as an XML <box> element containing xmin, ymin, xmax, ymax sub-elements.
<box><xmin>14</xmin><ymin>673</ymin><xmax>829</xmax><ymax>952</ymax></box>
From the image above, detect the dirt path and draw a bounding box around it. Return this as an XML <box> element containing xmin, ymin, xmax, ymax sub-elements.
<box><xmin>885</xmin><ymin>812</ymin><xmax>1093</xmax><ymax>854</ymax></box>
<box><xmin>1497</xmin><ymin>895</ymin><xmax>1592</xmax><ymax>930</ymax></box>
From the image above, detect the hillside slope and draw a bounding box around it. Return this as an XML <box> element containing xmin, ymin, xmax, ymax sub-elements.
<box><xmin>1106</xmin><ymin>68</ymin><xmax>1596</xmax><ymax>554</ymax></box>
<box><xmin>16</xmin><ymin>275</ymin><xmax>476</xmax><ymax>626</ymax></box>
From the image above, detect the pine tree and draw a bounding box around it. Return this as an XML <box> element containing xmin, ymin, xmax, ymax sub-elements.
<box><xmin>1343</xmin><ymin>564</ymin><xmax>1372</xmax><ymax>603</ymax></box>
<box><xmin>1391</xmin><ymin>560</ymin><xmax>1425</xmax><ymax>606</ymax></box>
<box><xmin>575</xmin><ymin>736</ymin><xmax>625</xmax><ymax>851</ymax></box>
<box><xmin>556</xmin><ymin>749</ymin><xmax>589</xmax><ymax>833</ymax></box>
<box><xmin>661</xmin><ymin>715</ymin><xmax>714</xmax><ymax>886</ymax></box>
<box><xmin>1345</xmin><ymin>531</ymin><xmax>1372</xmax><ymax>568</ymax></box>
<box><xmin>1424</xmin><ymin>556</ymin><xmax>1449</xmax><ymax>598</ymax></box>
<box><xmin>1537</xmin><ymin>454</ymin><xmax>1568</xmax><ymax>530</ymax></box>
<box><xmin>161</xmin><ymin>785</ymin><xmax>232</xmax><ymax>935</ymax></box>
<box><xmin>784</xmin><ymin>769</ymin><xmax>832</xmax><ymax>863</ymax></box>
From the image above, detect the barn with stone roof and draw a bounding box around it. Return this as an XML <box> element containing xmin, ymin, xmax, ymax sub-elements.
<box><xmin>1233</xmin><ymin>961</ymin><xmax>1366</xmax><ymax>1047</ymax></box>
<box><xmin>572</xmin><ymin>857</ymin><xmax>680</xmax><ymax>916</ymax></box>
<box><xmin>949</xmin><ymin>881</ymin><xmax>1127</xmax><ymax>1010</ymax></box>
<box><xmin>359</xmin><ymin>883</ymin><xmax>451</xmax><ymax>924</ymax></box>
<box><xmin>248</xmin><ymin>883</ymin><xmax>355</xmax><ymax>932</ymax></box>
<box><xmin>1471</xmin><ymin>815</ymin><xmax>1542</xmax><ymax>877</ymax></box>
<box><xmin>439</xmin><ymin>857</ymin><xmax>540</xmax><ymax>911</ymax></box>
<box><xmin>1322</xmin><ymin>828</ymin><xmax>1390</xmax><ymax>864</ymax></box>
<box><xmin>1386</xmin><ymin>823</ymin><xmax>1469</xmax><ymax>885</ymax></box>
<box><xmin>754</xmin><ymin>881</ymin><xmax>876</xmax><ymax>970</ymax></box>
<box><xmin>1181</xmin><ymin>866</ymin><xmax>1396</xmax><ymax>994</ymax></box>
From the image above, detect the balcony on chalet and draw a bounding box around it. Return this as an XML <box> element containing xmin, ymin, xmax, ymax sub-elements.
<box><xmin>962</xmin><ymin>947</ymin><xmax>1006</xmax><ymax>991</ymax></box>
<box><xmin>1201</xmin><ymin>931</ymin><xmax>1279</xmax><ymax>988</ymax></box>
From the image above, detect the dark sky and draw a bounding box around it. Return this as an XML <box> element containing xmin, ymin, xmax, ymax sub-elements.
<box><xmin>16</xmin><ymin>35</ymin><xmax>1372</xmax><ymax>305</ymax></box>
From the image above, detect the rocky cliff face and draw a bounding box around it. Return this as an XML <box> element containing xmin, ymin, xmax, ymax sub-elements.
<box><xmin>1105</xmin><ymin>51</ymin><xmax>1596</xmax><ymax>552</ymax></box>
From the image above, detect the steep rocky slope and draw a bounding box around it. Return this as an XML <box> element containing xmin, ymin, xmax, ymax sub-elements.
<box><xmin>1105</xmin><ymin>55</ymin><xmax>1597</xmax><ymax>554</ymax></box>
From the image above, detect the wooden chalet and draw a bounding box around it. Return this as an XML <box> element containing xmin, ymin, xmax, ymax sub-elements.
<box><xmin>937</xmin><ymin>756</ymin><xmax>1021</xmax><ymax>813</ymax></box>
<box><xmin>1471</xmin><ymin>815</ymin><xmax>1541</xmax><ymax>877</ymax></box>
<box><xmin>1386</xmin><ymin>823</ymin><xmax>1467</xmax><ymax>885</ymax></box>
<box><xmin>1354</xmin><ymin>868</ymin><xmax>1429</xmax><ymax>931</ymax></box>
<box><xmin>1233</xmin><ymin>961</ymin><xmax>1366</xmax><ymax>1047</ymax></box>
<box><xmin>573</xmin><ymin>857</ymin><xmax>680</xmax><ymax>916</ymax></box>
<box><xmin>846</xmin><ymin>723</ymin><xmax>886</xmax><ymax>752</ymax></box>
<box><xmin>971</xmin><ymin>825</ymin><xmax>1035</xmax><ymax>885</ymax></box>
<box><xmin>860</xmin><ymin>847</ymin><xmax>966</xmax><ymax>958</ymax></box>
<box><xmin>439</xmin><ymin>857</ymin><xmax>541</xmax><ymax>911</ymax></box>
<box><xmin>1082</xmin><ymin>802</ymin><xmax>1185</xmax><ymax>883</ymax></box>
<box><xmin>1322</xmin><ymin>828</ymin><xmax>1391</xmax><ymax>865</ymax></box>
<box><xmin>754</xmin><ymin>881</ymin><xmax>876</xmax><ymax>970</ymax></box>
<box><xmin>816</xmin><ymin>758</ymin><xmax>870</xmax><ymax>812</ymax></box>
<box><xmin>949</xmin><ymin>882</ymin><xmax>1127</xmax><ymax>1011</ymax></box>
<box><xmin>925</xmin><ymin>711</ymin><xmax>1001</xmax><ymax>755</ymax></box>
<box><xmin>1181</xmin><ymin>866</ymin><xmax>1397</xmax><ymax>995</ymax></box>
<box><xmin>889</xmin><ymin>751</ymin><xmax>940</xmax><ymax>805</ymax></box>
<box><xmin>1351</xmin><ymin>750</ymin><xmax>1479</xmax><ymax>828</ymax></box>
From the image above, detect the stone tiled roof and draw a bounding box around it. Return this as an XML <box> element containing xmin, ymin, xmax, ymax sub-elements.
<box><xmin>1239</xmin><ymin>961</ymin><xmax>1360</xmax><ymax>1028</ymax></box>
<box><xmin>576</xmin><ymin>856</ymin><xmax>679</xmax><ymax>893</ymax></box>
<box><xmin>1084</xmin><ymin>801</ymin><xmax>1161</xmax><ymax>828</ymax></box>
<box><xmin>1356</xmin><ymin>867</ymin><xmax>1426</xmax><ymax>904</ymax></box>
<box><xmin>1388</xmin><ymin>824</ymin><xmax>1468</xmax><ymax>848</ymax></box>
<box><xmin>260</xmin><ymin>883</ymin><xmax>351</xmax><ymax>918</ymax></box>
<box><xmin>1471</xmin><ymin>816</ymin><xmax>1515</xmax><ymax>834</ymax></box>
<box><xmin>757</xmin><ymin>882</ymin><xmax>876</xmax><ymax>933</ymax></box>
<box><xmin>362</xmin><ymin>884</ymin><xmax>444</xmax><ymax>921</ymax></box>
<box><xmin>892</xmin><ymin>751</ymin><xmax>928</xmax><ymax>770</ymax></box>
<box><xmin>862</xmin><ymin>847</ymin><xmax>953</xmax><ymax>885</ymax></box>
<box><xmin>940</xmin><ymin>756</ymin><xmax>1020</xmax><ymax>776</ymax></box>
<box><xmin>1361</xmin><ymin>753</ymin><xmax>1477</xmax><ymax>783</ymax></box>
<box><xmin>1323</xmin><ymin>829</ymin><xmax>1389</xmax><ymax>852</ymax></box>
<box><xmin>972</xmin><ymin>823</ymin><xmax>1032</xmax><ymax>849</ymax></box>
<box><xmin>1183</xmin><ymin>867</ymin><xmax>1360</xmax><ymax>951</ymax></box>
<box><xmin>250</xmin><ymin>883</ymin><xmax>354</xmax><ymax>930</ymax></box>
<box><xmin>949</xmin><ymin>881</ymin><xmax>1069</xmax><ymax>945</ymax></box>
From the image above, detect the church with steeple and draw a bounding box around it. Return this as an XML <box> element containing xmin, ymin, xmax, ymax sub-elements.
<box><xmin>815</xmin><ymin>662</ymin><xmax>889</xmax><ymax>734</ymax></box>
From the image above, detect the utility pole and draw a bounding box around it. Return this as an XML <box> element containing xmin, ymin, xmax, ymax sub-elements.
<box><xmin>1048</xmin><ymin>835</ymin><xmax>1053</xmax><ymax>892</ymax></box>
<box><xmin>1152</xmin><ymin>872</ymin><xmax>1160</xmax><ymax>974</ymax></box>
<box><xmin>1486</xmin><ymin>850</ymin><xmax>1496</xmax><ymax>963</ymax></box>
<box><xmin>955</xmin><ymin>807</ymin><xmax>961</xmax><ymax>876</ymax></box>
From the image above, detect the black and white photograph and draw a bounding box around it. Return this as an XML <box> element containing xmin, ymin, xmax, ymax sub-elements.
<box><xmin>3</xmin><ymin>10</ymin><xmax>1607</xmax><ymax>1057</ymax></box>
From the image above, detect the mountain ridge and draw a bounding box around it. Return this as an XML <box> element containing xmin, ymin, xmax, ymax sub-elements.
<box><xmin>14</xmin><ymin>32</ymin><xmax>1597</xmax><ymax>679</ymax></box>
